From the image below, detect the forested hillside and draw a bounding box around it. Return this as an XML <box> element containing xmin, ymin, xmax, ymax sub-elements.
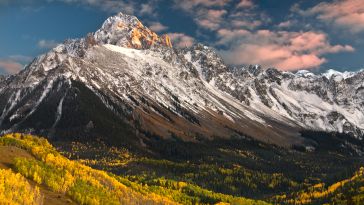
<box><xmin>273</xmin><ymin>167</ymin><xmax>364</xmax><ymax>204</ymax></box>
<box><xmin>1</xmin><ymin>133</ymin><xmax>362</xmax><ymax>205</ymax></box>
<box><xmin>0</xmin><ymin>133</ymin><xmax>268</xmax><ymax>205</ymax></box>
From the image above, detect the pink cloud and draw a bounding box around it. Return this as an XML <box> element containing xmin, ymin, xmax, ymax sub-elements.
<box><xmin>0</xmin><ymin>60</ymin><xmax>23</xmax><ymax>74</ymax></box>
<box><xmin>148</xmin><ymin>22</ymin><xmax>168</xmax><ymax>32</ymax></box>
<box><xmin>275</xmin><ymin>55</ymin><xmax>326</xmax><ymax>71</ymax></box>
<box><xmin>237</xmin><ymin>0</ymin><xmax>254</xmax><ymax>8</ymax></box>
<box><xmin>194</xmin><ymin>0</ymin><xmax>229</xmax><ymax>7</ymax></box>
<box><xmin>174</xmin><ymin>0</ymin><xmax>265</xmax><ymax>31</ymax></box>
<box><xmin>218</xmin><ymin>30</ymin><xmax>354</xmax><ymax>71</ymax></box>
<box><xmin>277</xmin><ymin>20</ymin><xmax>292</xmax><ymax>28</ymax></box>
<box><xmin>308</xmin><ymin>0</ymin><xmax>364</xmax><ymax>33</ymax></box>
<box><xmin>196</xmin><ymin>19</ymin><xmax>219</xmax><ymax>30</ymax></box>
<box><xmin>228</xmin><ymin>10</ymin><xmax>268</xmax><ymax>30</ymax></box>
<box><xmin>174</xmin><ymin>0</ymin><xmax>230</xmax><ymax>10</ymax></box>
<box><xmin>206</xmin><ymin>9</ymin><xmax>227</xmax><ymax>18</ymax></box>
<box><xmin>195</xmin><ymin>9</ymin><xmax>227</xmax><ymax>30</ymax></box>
<box><xmin>231</xmin><ymin>19</ymin><xmax>262</xmax><ymax>29</ymax></box>
<box><xmin>217</xmin><ymin>28</ymin><xmax>250</xmax><ymax>44</ymax></box>
<box><xmin>167</xmin><ymin>33</ymin><xmax>195</xmax><ymax>47</ymax></box>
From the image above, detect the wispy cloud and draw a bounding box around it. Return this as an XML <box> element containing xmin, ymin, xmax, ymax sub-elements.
<box><xmin>237</xmin><ymin>0</ymin><xmax>254</xmax><ymax>9</ymax></box>
<box><xmin>49</xmin><ymin>0</ymin><xmax>163</xmax><ymax>17</ymax></box>
<box><xmin>0</xmin><ymin>55</ymin><xmax>33</xmax><ymax>74</ymax></box>
<box><xmin>173</xmin><ymin>0</ymin><xmax>230</xmax><ymax>11</ymax></box>
<box><xmin>196</xmin><ymin>9</ymin><xmax>227</xmax><ymax>30</ymax></box>
<box><xmin>148</xmin><ymin>22</ymin><xmax>168</xmax><ymax>32</ymax></box>
<box><xmin>277</xmin><ymin>20</ymin><xmax>292</xmax><ymax>28</ymax></box>
<box><xmin>7</xmin><ymin>55</ymin><xmax>33</xmax><ymax>62</ymax></box>
<box><xmin>168</xmin><ymin>33</ymin><xmax>195</xmax><ymax>48</ymax></box>
<box><xmin>46</xmin><ymin>0</ymin><xmax>135</xmax><ymax>14</ymax></box>
<box><xmin>173</xmin><ymin>0</ymin><xmax>230</xmax><ymax>31</ymax></box>
<box><xmin>37</xmin><ymin>39</ymin><xmax>60</xmax><ymax>49</ymax></box>
<box><xmin>0</xmin><ymin>60</ymin><xmax>23</xmax><ymax>74</ymax></box>
<box><xmin>174</xmin><ymin>0</ymin><xmax>267</xmax><ymax>32</ymax></box>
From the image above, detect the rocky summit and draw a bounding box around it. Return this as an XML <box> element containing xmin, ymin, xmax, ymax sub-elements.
<box><xmin>94</xmin><ymin>12</ymin><xmax>172</xmax><ymax>49</ymax></box>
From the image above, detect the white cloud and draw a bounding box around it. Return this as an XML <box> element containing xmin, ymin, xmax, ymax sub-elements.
<box><xmin>37</xmin><ymin>40</ymin><xmax>59</xmax><ymax>49</ymax></box>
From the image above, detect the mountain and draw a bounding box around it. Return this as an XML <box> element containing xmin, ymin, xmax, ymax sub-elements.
<box><xmin>0</xmin><ymin>75</ymin><xmax>5</xmax><ymax>87</ymax></box>
<box><xmin>0</xmin><ymin>12</ymin><xmax>363</xmax><ymax>153</ymax></box>
<box><xmin>213</xmin><ymin>66</ymin><xmax>364</xmax><ymax>138</ymax></box>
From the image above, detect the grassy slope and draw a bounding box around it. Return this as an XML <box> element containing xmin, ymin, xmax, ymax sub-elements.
<box><xmin>0</xmin><ymin>133</ymin><xmax>268</xmax><ymax>205</ymax></box>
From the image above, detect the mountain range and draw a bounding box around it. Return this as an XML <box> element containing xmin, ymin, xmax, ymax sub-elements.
<box><xmin>0</xmin><ymin>12</ymin><xmax>363</xmax><ymax>152</ymax></box>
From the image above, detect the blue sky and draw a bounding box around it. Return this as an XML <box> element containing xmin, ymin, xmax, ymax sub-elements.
<box><xmin>0</xmin><ymin>0</ymin><xmax>363</xmax><ymax>74</ymax></box>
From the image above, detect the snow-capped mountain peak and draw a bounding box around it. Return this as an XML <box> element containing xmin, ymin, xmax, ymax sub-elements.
<box><xmin>295</xmin><ymin>70</ymin><xmax>316</xmax><ymax>78</ymax></box>
<box><xmin>94</xmin><ymin>12</ymin><xmax>172</xmax><ymax>49</ymax></box>
<box><xmin>322</xmin><ymin>69</ymin><xmax>357</xmax><ymax>81</ymax></box>
<box><xmin>0</xmin><ymin>12</ymin><xmax>363</xmax><ymax>151</ymax></box>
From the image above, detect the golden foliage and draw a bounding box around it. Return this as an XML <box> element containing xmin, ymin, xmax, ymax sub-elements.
<box><xmin>0</xmin><ymin>133</ymin><xmax>271</xmax><ymax>205</ymax></box>
<box><xmin>272</xmin><ymin>166</ymin><xmax>364</xmax><ymax>205</ymax></box>
<box><xmin>0</xmin><ymin>168</ymin><xmax>43</xmax><ymax>205</ymax></box>
<box><xmin>1</xmin><ymin>133</ymin><xmax>177</xmax><ymax>205</ymax></box>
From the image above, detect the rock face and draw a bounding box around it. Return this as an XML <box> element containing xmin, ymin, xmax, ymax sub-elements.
<box><xmin>94</xmin><ymin>13</ymin><xmax>172</xmax><ymax>49</ymax></box>
<box><xmin>0</xmin><ymin>12</ymin><xmax>362</xmax><ymax>151</ymax></box>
